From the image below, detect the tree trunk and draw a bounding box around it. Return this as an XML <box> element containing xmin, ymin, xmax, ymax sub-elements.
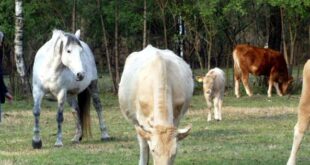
<box><xmin>96</xmin><ymin>0</ymin><xmax>117</xmax><ymax>93</ymax></box>
<box><xmin>194</xmin><ymin>31</ymin><xmax>203</xmax><ymax>71</ymax></box>
<box><xmin>114</xmin><ymin>0</ymin><xmax>120</xmax><ymax>88</ymax></box>
<box><xmin>14</xmin><ymin>0</ymin><xmax>31</xmax><ymax>95</ymax></box>
<box><xmin>142</xmin><ymin>0</ymin><xmax>147</xmax><ymax>48</ymax></box>
<box><xmin>156</xmin><ymin>0</ymin><xmax>168</xmax><ymax>48</ymax></box>
<box><xmin>71</xmin><ymin>0</ymin><xmax>76</xmax><ymax>32</ymax></box>
<box><xmin>268</xmin><ymin>6</ymin><xmax>281</xmax><ymax>51</ymax></box>
<box><xmin>280</xmin><ymin>7</ymin><xmax>291</xmax><ymax>75</ymax></box>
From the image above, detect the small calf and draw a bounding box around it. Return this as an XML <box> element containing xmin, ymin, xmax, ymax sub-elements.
<box><xmin>196</xmin><ymin>68</ymin><xmax>225</xmax><ymax>121</ymax></box>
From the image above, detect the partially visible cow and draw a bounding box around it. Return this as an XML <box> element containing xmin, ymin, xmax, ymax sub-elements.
<box><xmin>118</xmin><ymin>45</ymin><xmax>193</xmax><ymax>165</ymax></box>
<box><xmin>287</xmin><ymin>60</ymin><xmax>310</xmax><ymax>165</ymax></box>
<box><xmin>233</xmin><ymin>44</ymin><xmax>293</xmax><ymax>98</ymax></box>
<box><xmin>196</xmin><ymin>67</ymin><xmax>225</xmax><ymax>121</ymax></box>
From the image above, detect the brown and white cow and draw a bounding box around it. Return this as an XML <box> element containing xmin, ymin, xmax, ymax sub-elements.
<box><xmin>233</xmin><ymin>44</ymin><xmax>293</xmax><ymax>98</ymax></box>
<box><xmin>118</xmin><ymin>45</ymin><xmax>193</xmax><ymax>165</ymax></box>
<box><xmin>287</xmin><ymin>60</ymin><xmax>310</xmax><ymax>165</ymax></box>
<box><xmin>196</xmin><ymin>67</ymin><xmax>225</xmax><ymax>121</ymax></box>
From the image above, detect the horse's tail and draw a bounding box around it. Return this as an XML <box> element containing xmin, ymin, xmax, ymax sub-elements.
<box><xmin>78</xmin><ymin>89</ymin><xmax>92</xmax><ymax>138</ymax></box>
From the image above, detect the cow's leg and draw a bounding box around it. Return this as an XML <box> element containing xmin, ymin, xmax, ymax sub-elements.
<box><xmin>241</xmin><ymin>72</ymin><xmax>253</xmax><ymax>97</ymax></box>
<box><xmin>206</xmin><ymin>98</ymin><xmax>212</xmax><ymax>122</ymax></box>
<box><xmin>273</xmin><ymin>82</ymin><xmax>283</xmax><ymax>97</ymax></box>
<box><xmin>287</xmin><ymin>113</ymin><xmax>310</xmax><ymax>165</ymax></box>
<box><xmin>234</xmin><ymin>76</ymin><xmax>241</xmax><ymax>98</ymax></box>
<box><xmin>54</xmin><ymin>90</ymin><xmax>66</xmax><ymax>147</ymax></box>
<box><xmin>138</xmin><ymin>135</ymin><xmax>149</xmax><ymax>165</ymax></box>
<box><xmin>32</xmin><ymin>87</ymin><xmax>45</xmax><ymax>149</ymax></box>
<box><xmin>213</xmin><ymin>97</ymin><xmax>219</xmax><ymax>120</ymax></box>
<box><xmin>267</xmin><ymin>79</ymin><xmax>273</xmax><ymax>97</ymax></box>
<box><xmin>88</xmin><ymin>80</ymin><xmax>110</xmax><ymax>141</ymax></box>
<box><xmin>218</xmin><ymin>97</ymin><xmax>223</xmax><ymax>121</ymax></box>
<box><xmin>67</xmin><ymin>98</ymin><xmax>82</xmax><ymax>143</ymax></box>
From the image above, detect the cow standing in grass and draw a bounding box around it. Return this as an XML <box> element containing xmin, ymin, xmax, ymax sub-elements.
<box><xmin>118</xmin><ymin>45</ymin><xmax>193</xmax><ymax>165</ymax></box>
<box><xmin>232</xmin><ymin>44</ymin><xmax>293</xmax><ymax>98</ymax></box>
<box><xmin>196</xmin><ymin>68</ymin><xmax>225</xmax><ymax>121</ymax></box>
<box><xmin>287</xmin><ymin>60</ymin><xmax>310</xmax><ymax>165</ymax></box>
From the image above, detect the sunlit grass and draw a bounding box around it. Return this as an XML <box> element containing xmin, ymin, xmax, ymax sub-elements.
<box><xmin>0</xmin><ymin>90</ymin><xmax>309</xmax><ymax>164</ymax></box>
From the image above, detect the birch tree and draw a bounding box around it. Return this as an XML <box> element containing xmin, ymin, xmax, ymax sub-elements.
<box><xmin>15</xmin><ymin>0</ymin><xmax>30</xmax><ymax>95</ymax></box>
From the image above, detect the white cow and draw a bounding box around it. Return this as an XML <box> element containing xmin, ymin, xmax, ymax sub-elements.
<box><xmin>118</xmin><ymin>45</ymin><xmax>193</xmax><ymax>165</ymax></box>
<box><xmin>287</xmin><ymin>60</ymin><xmax>310</xmax><ymax>165</ymax></box>
<box><xmin>196</xmin><ymin>68</ymin><xmax>225</xmax><ymax>121</ymax></box>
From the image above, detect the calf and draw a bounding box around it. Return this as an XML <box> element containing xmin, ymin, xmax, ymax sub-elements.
<box><xmin>287</xmin><ymin>60</ymin><xmax>310</xmax><ymax>165</ymax></box>
<box><xmin>196</xmin><ymin>68</ymin><xmax>225</xmax><ymax>121</ymax></box>
<box><xmin>118</xmin><ymin>45</ymin><xmax>193</xmax><ymax>165</ymax></box>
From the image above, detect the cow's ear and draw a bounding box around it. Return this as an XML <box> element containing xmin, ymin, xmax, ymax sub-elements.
<box><xmin>135</xmin><ymin>125</ymin><xmax>151</xmax><ymax>140</ymax></box>
<box><xmin>289</xmin><ymin>76</ymin><xmax>294</xmax><ymax>83</ymax></box>
<box><xmin>196</xmin><ymin>76</ymin><xmax>203</xmax><ymax>82</ymax></box>
<box><xmin>177</xmin><ymin>124</ymin><xmax>192</xmax><ymax>141</ymax></box>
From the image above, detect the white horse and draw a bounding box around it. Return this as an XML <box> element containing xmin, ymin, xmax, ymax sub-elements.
<box><xmin>32</xmin><ymin>29</ymin><xmax>110</xmax><ymax>149</ymax></box>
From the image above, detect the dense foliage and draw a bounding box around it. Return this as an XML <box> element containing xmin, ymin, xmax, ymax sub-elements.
<box><xmin>0</xmin><ymin>0</ymin><xmax>309</xmax><ymax>94</ymax></box>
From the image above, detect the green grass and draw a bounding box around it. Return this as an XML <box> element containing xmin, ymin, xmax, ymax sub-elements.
<box><xmin>1</xmin><ymin>91</ymin><xmax>308</xmax><ymax>165</ymax></box>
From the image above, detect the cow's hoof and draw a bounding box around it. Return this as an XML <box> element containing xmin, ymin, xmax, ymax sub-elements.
<box><xmin>32</xmin><ymin>139</ymin><xmax>42</xmax><ymax>149</ymax></box>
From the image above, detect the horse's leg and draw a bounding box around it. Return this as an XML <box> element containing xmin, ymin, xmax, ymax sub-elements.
<box><xmin>55</xmin><ymin>90</ymin><xmax>66</xmax><ymax>147</ymax></box>
<box><xmin>67</xmin><ymin>97</ymin><xmax>82</xmax><ymax>143</ymax></box>
<box><xmin>32</xmin><ymin>87</ymin><xmax>44</xmax><ymax>149</ymax></box>
<box><xmin>88</xmin><ymin>80</ymin><xmax>110</xmax><ymax>141</ymax></box>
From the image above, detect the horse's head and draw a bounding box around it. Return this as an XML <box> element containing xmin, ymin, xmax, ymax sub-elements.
<box><xmin>54</xmin><ymin>29</ymin><xmax>85</xmax><ymax>81</ymax></box>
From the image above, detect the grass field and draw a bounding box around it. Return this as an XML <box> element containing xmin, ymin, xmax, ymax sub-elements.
<box><xmin>1</xmin><ymin>91</ymin><xmax>309</xmax><ymax>165</ymax></box>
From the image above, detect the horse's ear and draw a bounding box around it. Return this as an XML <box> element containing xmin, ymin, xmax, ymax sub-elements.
<box><xmin>75</xmin><ymin>29</ymin><xmax>81</xmax><ymax>39</ymax></box>
<box><xmin>59</xmin><ymin>41</ymin><xmax>63</xmax><ymax>55</ymax></box>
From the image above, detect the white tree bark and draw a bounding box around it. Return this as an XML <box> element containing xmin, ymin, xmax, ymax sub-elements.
<box><xmin>15</xmin><ymin>0</ymin><xmax>30</xmax><ymax>94</ymax></box>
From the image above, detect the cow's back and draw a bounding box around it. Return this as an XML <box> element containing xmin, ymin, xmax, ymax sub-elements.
<box><xmin>299</xmin><ymin>60</ymin><xmax>310</xmax><ymax>109</ymax></box>
<box><xmin>118</xmin><ymin>45</ymin><xmax>193</xmax><ymax>125</ymax></box>
<box><xmin>208</xmin><ymin>68</ymin><xmax>225</xmax><ymax>97</ymax></box>
<box><xmin>233</xmin><ymin>44</ymin><xmax>286</xmax><ymax>76</ymax></box>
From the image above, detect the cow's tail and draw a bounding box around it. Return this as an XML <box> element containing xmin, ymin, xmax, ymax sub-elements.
<box><xmin>232</xmin><ymin>49</ymin><xmax>241</xmax><ymax>79</ymax></box>
<box><xmin>78</xmin><ymin>88</ymin><xmax>92</xmax><ymax>138</ymax></box>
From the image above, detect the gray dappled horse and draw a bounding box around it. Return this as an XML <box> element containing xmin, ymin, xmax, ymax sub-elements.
<box><xmin>32</xmin><ymin>29</ymin><xmax>110</xmax><ymax>149</ymax></box>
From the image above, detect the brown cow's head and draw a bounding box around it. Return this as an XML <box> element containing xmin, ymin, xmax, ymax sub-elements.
<box><xmin>281</xmin><ymin>76</ymin><xmax>294</xmax><ymax>95</ymax></box>
<box><xmin>135</xmin><ymin>124</ymin><xmax>191</xmax><ymax>165</ymax></box>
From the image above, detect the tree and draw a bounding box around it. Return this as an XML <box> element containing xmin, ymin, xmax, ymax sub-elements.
<box><xmin>14</xmin><ymin>0</ymin><xmax>30</xmax><ymax>95</ymax></box>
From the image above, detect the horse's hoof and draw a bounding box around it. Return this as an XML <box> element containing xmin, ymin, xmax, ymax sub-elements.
<box><xmin>101</xmin><ymin>136</ymin><xmax>113</xmax><ymax>141</ymax></box>
<box><xmin>71</xmin><ymin>139</ymin><xmax>80</xmax><ymax>144</ymax></box>
<box><xmin>54</xmin><ymin>141</ymin><xmax>63</xmax><ymax>147</ymax></box>
<box><xmin>32</xmin><ymin>139</ymin><xmax>42</xmax><ymax>149</ymax></box>
<box><xmin>54</xmin><ymin>143</ymin><xmax>63</xmax><ymax>147</ymax></box>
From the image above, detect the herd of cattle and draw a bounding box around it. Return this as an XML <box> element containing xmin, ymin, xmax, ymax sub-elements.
<box><xmin>22</xmin><ymin>29</ymin><xmax>307</xmax><ymax>165</ymax></box>
<box><xmin>117</xmin><ymin>44</ymin><xmax>306</xmax><ymax>165</ymax></box>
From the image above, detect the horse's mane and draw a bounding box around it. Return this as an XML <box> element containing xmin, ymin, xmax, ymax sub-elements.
<box><xmin>64</xmin><ymin>33</ymin><xmax>82</xmax><ymax>47</ymax></box>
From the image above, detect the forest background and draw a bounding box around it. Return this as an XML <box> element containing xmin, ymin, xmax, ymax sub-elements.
<box><xmin>0</xmin><ymin>0</ymin><xmax>309</xmax><ymax>96</ymax></box>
